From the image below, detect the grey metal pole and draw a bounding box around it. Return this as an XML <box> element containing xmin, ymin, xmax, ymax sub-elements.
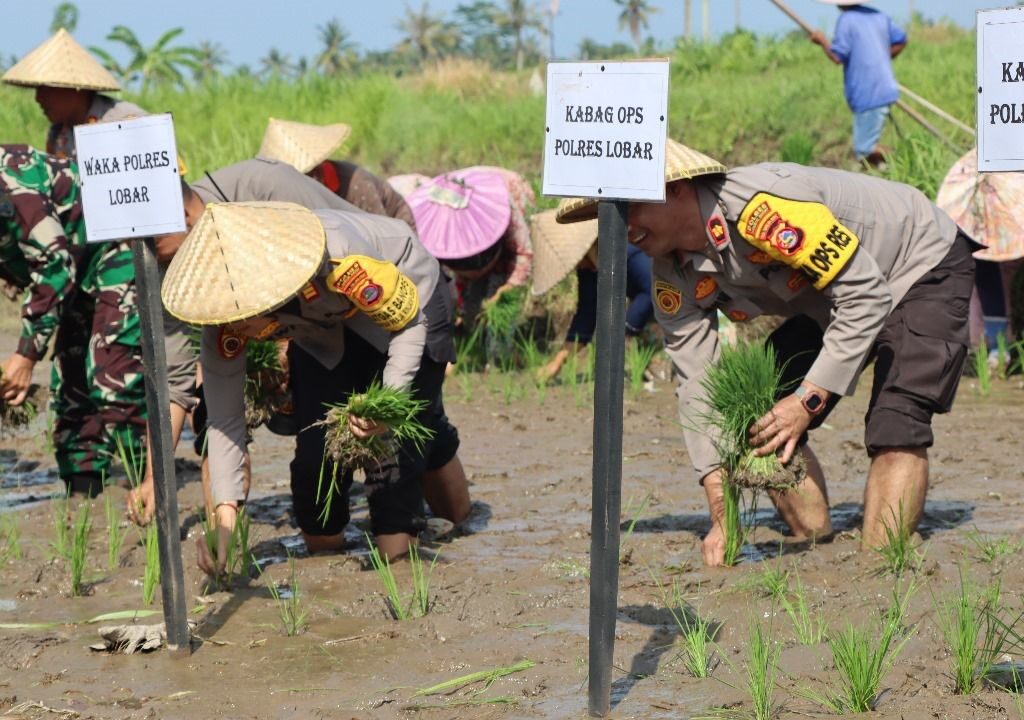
<box><xmin>131</xmin><ymin>238</ymin><xmax>189</xmax><ymax>651</ymax></box>
<box><xmin>587</xmin><ymin>200</ymin><xmax>628</xmax><ymax>717</ymax></box>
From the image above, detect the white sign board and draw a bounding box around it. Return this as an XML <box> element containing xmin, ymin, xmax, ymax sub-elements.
<box><xmin>977</xmin><ymin>6</ymin><xmax>1024</xmax><ymax>172</ymax></box>
<box><xmin>74</xmin><ymin>113</ymin><xmax>186</xmax><ymax>241</ymax></box>
<box><xmin>542</xmin><ymin>60</ymin><xmax>669</xmax><ymax>201</ymax></box>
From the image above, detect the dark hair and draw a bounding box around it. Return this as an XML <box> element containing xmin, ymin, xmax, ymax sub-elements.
<box><xmin>443</xmin><ymin>237</ymin><xmax>504</xmax><ymax>273</ymax></box>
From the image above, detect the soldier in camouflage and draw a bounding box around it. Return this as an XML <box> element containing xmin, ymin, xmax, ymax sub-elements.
<box><xmin>0</xmin><ymin>144</ymin><xmax>145</xmax><ymax>495</ymax></box>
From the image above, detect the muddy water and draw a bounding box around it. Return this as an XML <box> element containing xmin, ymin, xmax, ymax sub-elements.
<box><xmin>1</xmin><ymin>370</ymin><xmax>1023</xmax><ymax>719</ymax></box>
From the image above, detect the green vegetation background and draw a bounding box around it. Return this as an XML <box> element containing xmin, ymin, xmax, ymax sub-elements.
<box><xmin>0</xmin><ymin>23</ymin><xmax>974</xmax><ymax>207</ymax></box>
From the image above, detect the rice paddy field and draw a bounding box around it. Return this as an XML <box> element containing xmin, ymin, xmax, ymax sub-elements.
<box><xmin>2</xmin><ymin>20</ymin><xmax>1023</xmax><ymax>720</ymax></box>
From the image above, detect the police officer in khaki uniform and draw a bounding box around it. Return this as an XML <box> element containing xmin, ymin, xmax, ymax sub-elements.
<box><xmin>557</xmin><ymin>139</ymin><xmax>975</xmax><ymax>566</ymax></box>
<box><xmin>2</xmin><ymin>29</ymin><xmax>144</xmax><ymax>161</ymax></box>
<box><xmin>163</xmin><ymin>202</ymin><xmax>463</xmax><ymax>566</ymax></box>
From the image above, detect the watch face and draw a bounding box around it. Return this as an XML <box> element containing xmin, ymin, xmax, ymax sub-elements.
<box><xmin>805</xmin><ymin>393</ymin><xmax>824</xmax><ymax>412</ymax></box>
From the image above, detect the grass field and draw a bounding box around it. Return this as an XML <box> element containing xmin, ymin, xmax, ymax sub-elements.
<box><xmin>0</xmin><ymin>21</ymin><xmax>975</xmax><ymax>204</ymax></box>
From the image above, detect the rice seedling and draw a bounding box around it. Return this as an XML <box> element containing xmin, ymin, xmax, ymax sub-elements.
<box><xmin>454</xmin><ymin>325</ymin><xmax>484</xmax><ymax>375</ymax></box>
<box><xmin>722</xmin><ymin>479</ymin><xmax>747</xmax><ymax>568</ymax></box>
<box><xmin>69</xmin><ymin>501</ymin><xmax>92</xmax><ymax>597</ymax></box>
<box><xmin>0</xmin><ymin>383</ymin><xmax>40</xmax><ymax>436</ymax></box>
<box><xmin>744</xmin><ymin>618</ymin><xmax>782</xmax><ymax>720</ymax></box>
<box><xmin>114</xmin><ymin>432</ymin><xmax>146</xmax><ymax>490</ymax></box>
<box><xmin>935</xmin><ymin>567</ymin><xmax>1005</xmax><ymax>695</ymax></box>
<box><xmin>480</xmin><ymin>286</ymin><xmax>525</xmax><ymax>353</ymax></box>
<box><xmin>996</xmin><ymin>332</ymin><xmax>1009</xmax><ymax>380</ymax></box>
<box><xmin>50</xmin><ymin>495</ymin><xmax>70</xmax><ymax>560</ymax></box>
<box><xmin>516</xmin><ymin>331</ymin><xmax>545</xmax><ymax>372</ymax></box>
<box><xmin>625</xmin><ymin>341</ymin><xmax>659</xmax><ymax>399</ymax></box>
<box><xmin>104</xmin><ymin>493</ymin><xmax>127</xmax><ymax>570</ymax></box>
<box><xmin>412</xmin><ymin>659</ymin><xmax>535</xmax><ymax>696</ymax></box>
<box><xmin>653</xmin><ymin>574</ymin><xmax>717</xmax><ymax>678</ymax></box>
<box><xmin>737</xmin><ymin>565</ymin><xmax>789</xmax><ymax>600</ymax></box>
<box><xmin>316</xmin><ymin>381</ymin><xmax>433</xmax><ymax>524</ymax></box>
<box><xmin>226</xmin><ymin>507</ymin><xmax>255</xmax><ymax>582</ymax></box>
<box><xmin>974</xmin><ymin>340</ymin><xmax>992</xmax><ymax>397</ymax></box>
<box><xmin>965</xmin><ymin>528</ymin><xmax>1023</xmax><ymax>563</ymax></box>
<box><xmin>265</xmin><ymin>555</ymin><xmax>308</xmax><ymax>636</ymax></box>
<box><xmin>457</xmin><ymin>373</ymin><xmax>474</xmax><ymax>403</ymax></box>
<box><xmin>779</xmin><ymin>571</ymin><xmax>827</xmax><ymax>645</ymax></box>
<box><xmin>365</xmin><ymin>535</ymin><xmax>437</xmax><ymax>620</ymax></box>
<box><xmin>698</xmin><ymin>343</ymin><xmax>801</xmax><ymax>491</ymax></box>
<box><xmin>875</xmin><ymin>499</ymin><xmax>924</xmax><ymax>576</ymax></box>
<box><xmin>142</xmin><ymin>523</ymin><xmax>160</xmax><ymax>605</ymax></box>
<box><xmin>0</xmin><ymin>514</ymin><xmax>21</xmax><ymax>562</ymax></box>
<box><xmin>798</xmin><ymin>584</ymin><xmax>915</xmax><ymax>714</ymax></box>
<box><xmin>621</xmin><ymin>492</ymin><xmax>652</xmax><ymax>548</ymax></box>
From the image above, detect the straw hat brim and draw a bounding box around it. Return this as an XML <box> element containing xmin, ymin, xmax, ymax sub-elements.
<box><xmin>2</xmin><ymin>29</ymin><xmax>120</xmax><ymax>92</ymax></box>
<box><xmin>162</xmin><ymin>202</ymin><xmax>326</xmax><ymax>325</ymax></box>
<box><xmin>530</xmin><ymin>210</ymin><xmax>597</xmax><ymax>296</ymax></box>
<box><xmin>556</xmin><ymin>139</ymin><xmax>726</xmax><ymax>224</ymax></box>
<box><xmin>257</xmin><ymin>118</ymin><xmax>351</xmax><ymax>174</ymax></box>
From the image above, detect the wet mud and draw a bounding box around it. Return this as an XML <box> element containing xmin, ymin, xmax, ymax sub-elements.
<box><xmin>1</xmin><ymin>365</ymin><xmax>1023</xmax><ymax>719</ymax></box>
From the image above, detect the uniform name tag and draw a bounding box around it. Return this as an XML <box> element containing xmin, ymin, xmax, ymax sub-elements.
<box><xmin>327</xmin><ymin>255</ymin><xmax>419</xmax><ymax>332</ymax></box>
<box><xmin>737</xmin><ymin>192</ymin><xmax>859</xmax><ymax>290</ymax></box>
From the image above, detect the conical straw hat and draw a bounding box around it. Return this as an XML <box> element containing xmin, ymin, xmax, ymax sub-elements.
<box><xmin>556</xmin><ymin>139</ymin><xmax>726</xmax><ymax>224</ymax></box>
<box><xmin>162</xmin><ymin>202</ymin><xmax>326</xmax><ymax>325</ymax></box>
<box><xmin>530</xmin><ymin>209</ymin><xmax>597</xmax><ymax>296</ymax></box>
<box><xmin>257</xmin><ymin>118</ymin><xmax>352</xmax><ymax>174</ymax></box>
<box><xmin>2</xmin><ymin>29</ymin><xmax>120</xmax><ymax>92</ymax></box>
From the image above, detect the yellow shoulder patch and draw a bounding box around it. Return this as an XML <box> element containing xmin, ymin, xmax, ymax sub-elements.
<box><xmin>327</xmin><ymin>255</ymin><xmax>419</xmax><ymax>332</ymax></box>
<box><xmin>654</xmin><ymin>280</ymin><xmax>682</xmax><ymax>315</ymax></box>
<box><xmin>737</xmin><ymin>192</ymin><xmax>859</xmax><ymax>290</ymax></box>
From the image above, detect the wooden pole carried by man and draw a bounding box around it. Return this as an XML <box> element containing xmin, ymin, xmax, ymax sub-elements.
<box><xmin>542</xmin><ymin>59</ymin><xmax>670</xmax><ymax>717</ymax></box>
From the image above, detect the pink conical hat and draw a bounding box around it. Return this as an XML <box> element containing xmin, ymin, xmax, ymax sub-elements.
<box><xmin>406</xmin><ymin>168</ymin><xmax>512</xmax><ymax>260</ymax></box>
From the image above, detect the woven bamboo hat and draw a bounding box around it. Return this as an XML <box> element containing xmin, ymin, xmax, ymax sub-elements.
<box><xmin>257</xmin><ymin>118</ymin><xmax>352</xmax><ymax>174</ymax></box>
<box><xmin>556</xmin><ymin>139</ymin><xmax>726</xmax><ymax>224</ymax></box>
<box><xmin>530</xmin><ymin>210</ymin><xmax>598</xmax><ymax>296</ymax></box>
<box><xmin>162</xmin><ymin>202</ymin><xmax>326</xmax><ymax>325</ymax></box>
<box><xmin>2</xmin><ymin>29</ymin><xmax>120</xmax><ymax>92</ymax></box>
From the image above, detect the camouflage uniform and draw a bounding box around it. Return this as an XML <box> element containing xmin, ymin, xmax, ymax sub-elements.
<box><xmin>0</xmin><ymin>145</ymin><xmax>145</xmax><ymax>491</ymax></box>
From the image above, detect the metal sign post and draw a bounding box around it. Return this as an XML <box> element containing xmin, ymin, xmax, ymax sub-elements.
<box><xmin>131</xmin><ymin>239</ymin><xmax>189</xmax><ymax>651</ymax></box>
<box><xmin>74</xmin><ymin>114</ymin><xmax>189</xmax><ymax>651</ymax></box>
<box><xmin>541</xmin><ymin>59</ymin><xmax>669</xmax><ymax>717</ymax></box>
<box><xmin>588</xmin><ymin>200</ymin><xmax>628</xmax><ymax>716</ymax></box>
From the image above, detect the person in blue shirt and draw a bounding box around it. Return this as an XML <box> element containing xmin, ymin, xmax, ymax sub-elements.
<box><xmin>810</xmin><ymin>2</ymin><xmax>908</xmax><ymax>166</ymax></box>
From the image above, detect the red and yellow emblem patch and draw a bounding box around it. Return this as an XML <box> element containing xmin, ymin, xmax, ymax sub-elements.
<box><xmin>786</xmin><ymin>269</ymin><xmax>809</xmax><ymax>293</ymax></box>
<box><xmin>707</xmin><ymin>217</ymin><xmax>728</xmax><ymax>249</ymax></box>
<box><xmin>727</xmin><ymin>309</ymin><xmax>749</xmax><ymax>322</ymax></box>
<box><xmin>299</xmin><ymin>282</ymin><xmax>320</xmax><ymax>303</ymax></box>
<box><xmin>746</xmin><ymin>250</ymin><xmax>774</xmax><ymax>265</ymax></box>
<box><xmin>217</xmin><ymin>328</ymin><xmax>247</xmax><ymax>360</ymax></box>
<box><xmin>654</xmin><ymin>280</ymin><xmax>682</xmax><ymax>315</ymax></box>
<box><xmin>327</xmin><ymin>255</ymin><xmax>419</xmax><ymax>332</ymax></box>
<box><xmin>738</xmin><ymin>193</ymin><xmax>860</xmax><ymax>290</ymax></box>
<box><xmin>694</xmin><ymin>276</ymin><xmax>718</xmax><ymax>301</ymax></box>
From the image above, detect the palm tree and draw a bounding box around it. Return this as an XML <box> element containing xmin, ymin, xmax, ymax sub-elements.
<box><xmin>396</xmin><ymin>3</ymin><xmax>461</xmax><ymax>63</ymax></box>
<box><xmin>49</xmin><ymin>2</ymin><xmax>79</xmax><ymax>33</ymax></box>
<box><xmin>493</xmin><ymin>0</ymin><xmax>546</xmax><ymax>71</ymax></box>
<box><xmin>316</xmin><ymin>19</ymin><xmax>358</xmax><ymax>75</ymax></box>
<box><xmin>260</xmin><ymin>48</ymin><xmax>293</xmax><ymax>79</ymax></box>
<box><xmin>614</xmin><ymin>0</ymin><xmax>658</xmax><ymax>55</ymax></box>
<box><xmin>94</xmin><ymin>26</ymin><xmax>201</xmax><ymax>91</ymax></box>
<box><xmin>193</xmin><ymin>40</ymin><xmax>228</xmax><ymax>82</ymax></box>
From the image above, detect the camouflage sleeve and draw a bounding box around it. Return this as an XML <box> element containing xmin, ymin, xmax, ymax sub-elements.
<box><xmin>15</xmin><ymin>210</ymin><xmax>77</xmax><ymax>361</ymax></box>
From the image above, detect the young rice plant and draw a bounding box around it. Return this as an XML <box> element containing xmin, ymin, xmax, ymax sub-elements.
<box><xmin>142</xmin><ymin>523</ymin><xmax>160</xmax><ymax>605</ymax></box>
<box><xmin>69</xmin><ymin>501</ymin><xmax>92</xmax><ymax>597</ymax></box>
<box><xmin>366</xmin><ymin>534</ymin><xmax>437</xmax><ymax>620</ymax></box>
<box><xmin>265</xmin><ymin>555</ymin><xmax>308</xmax><ymax>636</ymax></box>
<box><xmin>625</xmin><ymin>341</ymin><xmax>659</xmax><ymax>399</ymax></box>
<box><xmin>105</xmin><ymin>493</ymin><xmax>127</xmax><ymax>570</ymax></box>
<box><xmin>935</xmin><ymin>567</ymin><xmax>1005</xmax><ymax>695</ymax></box>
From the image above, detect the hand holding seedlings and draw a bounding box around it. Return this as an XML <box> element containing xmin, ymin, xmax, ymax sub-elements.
<box><xmin>749</xmin><ymin>388</ymin><xmax>828</xmax><ymax>464</ymax></box>
<box><xmin>348</xmin><ymin>414</ymin><xmax>389</xmax><ymax>440</ymax></box>
<box><xmin>0</xmin><ymin>353</ymin><xmax>35</xmax><ymax>405</ymax></box>
<box><xmin>196</xmin><ymin>503</ymin><xmax>238</xmax><ymax>577</ymax></box>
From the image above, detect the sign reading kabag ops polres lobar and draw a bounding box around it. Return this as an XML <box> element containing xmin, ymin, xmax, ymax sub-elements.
<box><xmin>542</xmin><ymin>60</ymin><xmax>670</xmax><ymax>202</ymax></box>
<box><xmin>977</xmin><ymin>6</ymin><xmax>1024</xmax><ymax>172</ymax></box>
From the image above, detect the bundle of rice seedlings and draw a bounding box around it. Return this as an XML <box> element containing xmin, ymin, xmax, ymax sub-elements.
<box><xmin>318</xmin><ymin>381</ymin><xmax>433</xmax><ymax>470</ymax></box>
<box><xmin>316</xmin><ymin>381</ymin><xmax>434</xmax><ymax>524</ymax></box>
<box><xmin>480</xmin><ymin>286</ymin><xmax>526</xmax><ymax>356</ymax></box>
<box><xmin>244</xmin><ymin>340</ymin><xmax>288</xmax><ymax>430</ymax></box>
<box><xmin>699</xmin><ymin>343</ymin><xmax>805</xmax><ymax>490</ymax></box>
<box><xmin>0</xmin><ymin>382</ymin><xmax>45</xmax><ymax>436</ymax></box>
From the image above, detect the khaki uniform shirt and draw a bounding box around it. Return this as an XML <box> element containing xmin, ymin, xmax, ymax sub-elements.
<box><xmin>201</xmin><ymin>209</ymin><xmax>442</xmax><ymax>503</ymax></box>
<box><xmin>46</xmin><ymin>94</ymin><xmax>145</xmax><ymax>161</ymax></box>
<box><xmin>657</xmin><ymin>163</ymin><xmax>958</xmax><ymax>477</ymax></box>
<box><xmin>163</xmin><ymin>159</ymin><xmax>363</xmax><ymax>410</ymax></box>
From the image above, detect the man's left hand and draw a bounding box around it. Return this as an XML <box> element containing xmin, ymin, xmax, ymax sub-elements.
<box><xmin>349</xmin><ymin>414</ymin><xmax>389</xmax><ymax>440</ymax></box>
<box><xmin>749</xmin><ymin>394</ymin><xmax>813</xmax><ymax>464</ymax></box>
<box><xmin>0</xmin><ymin>353</ymin><xmax>36</xmax><ymax>405</ymax></box>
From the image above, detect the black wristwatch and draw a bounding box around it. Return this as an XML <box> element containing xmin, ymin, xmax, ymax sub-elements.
<box><xmin>794</xmin><ymin>385</ymin><xmax>826</xmax><ymax>415</ymax></box>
